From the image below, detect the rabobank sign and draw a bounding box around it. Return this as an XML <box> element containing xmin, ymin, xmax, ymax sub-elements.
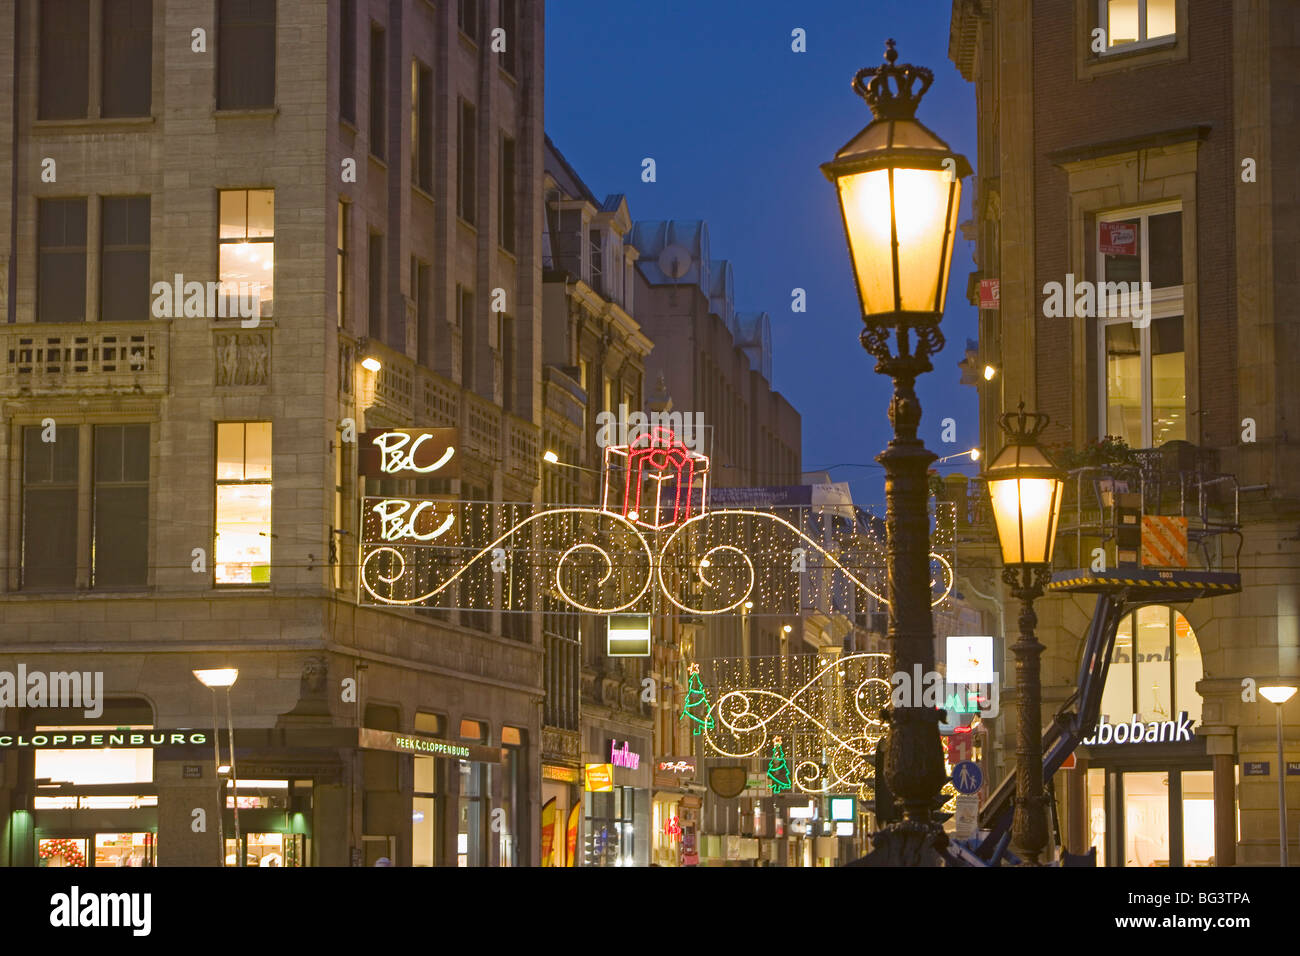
<box><xmin>1082</xmin><ymin>711</ymin><xmax>1195</xmax><ymax>746</ymax></box>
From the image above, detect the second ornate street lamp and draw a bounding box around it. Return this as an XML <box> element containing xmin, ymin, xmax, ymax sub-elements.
<box><xmin>822</xmin><ymin>39</ymin><xmax>970</xmax><ymax>865</ymax></box>
<box><xmin>980</xmin><ymin>404</ymin><xmax>1065</xmax><ymax>865</ymax></box>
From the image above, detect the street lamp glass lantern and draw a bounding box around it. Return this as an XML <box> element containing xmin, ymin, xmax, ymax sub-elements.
<box><xmin>982</xmin><ymin>406</ymin><xmax>1065</xmax><ymax>568</ymax></box>
<box><xmin>1260</xmin><ymin>685</ymin><xmax>1298</xmax><ymax>705</ymax></box>
<box><xmin>821</xmin><ymin>41</ymin><xmax>971</xmax><ymax>326</ymax></box>
<box><xmin>194</xmin><ymin>667</ymin><xmax>239</xmax><ymax>688</ymax></box>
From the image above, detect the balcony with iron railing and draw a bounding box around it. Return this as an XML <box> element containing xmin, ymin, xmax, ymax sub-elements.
<box><xmin>941</xmin><ymin>440</ymin><xmax>1243</xmax><ymax>574</ymax></box>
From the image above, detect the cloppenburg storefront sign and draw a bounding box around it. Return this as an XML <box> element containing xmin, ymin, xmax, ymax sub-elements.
<box><xmin>1082</xmin><ymin>711</ymin><xmax>1195</xmax><ymax>746</ymax></box>
<box><xmin>0</xmin><ymin>731</ymin><xmax>207</xmax><ymax>749</ymax></box>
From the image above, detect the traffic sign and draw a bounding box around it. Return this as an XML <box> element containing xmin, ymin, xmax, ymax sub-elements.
<box><xmin>953</xmin><ymin>794</ymin><xmax>979</xmax><ymax>839</ymax></box>
<box><xmin>951</xmin><ymin>760</ymin><xmax>983</xmax><ymax>795</ymax></box>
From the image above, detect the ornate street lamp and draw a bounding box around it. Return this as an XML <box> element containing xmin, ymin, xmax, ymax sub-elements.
<box><xmin>822</xmin><ymin>39</ymin><xmax>970</xmax><ymax>865</ymax></box>
<box><xmin>980</xmin><ymin>404</ymin><xmax>1065</xmax><ymax>864</ymax></box>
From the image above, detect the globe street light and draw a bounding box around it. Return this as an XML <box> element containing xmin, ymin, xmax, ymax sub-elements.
<box><xmin>194</xmin><ymin>667</ymin><xmax>241</xmax><ymax>866</ymax></box>
<box><xmin>979</xmin><ymin>404</ymin><xmax>1065</xmax><ymax>864</ymax></box>
<box><xmin>1260</xmin><ymin>684</ymin><xmax>1297</xmax><ymax>867</ymax></box>
<box><xmin>822</xmin><ymin>39</ymin><xmax>970</xmax><ymax>865</ymax></box>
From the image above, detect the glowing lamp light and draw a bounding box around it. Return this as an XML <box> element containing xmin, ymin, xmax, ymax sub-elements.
<box><xmin>1260</xmin><ymin>685</ymin><xmax>1298</xmax><ymax>705</ymax></box>
<box><xmin>542</xmin><ymin>450</ymin><xmax>559</xmax><ymax>464</ymax></box>
<box><xmin>981</xmin><ymin>404</ymin><xmax>1064</xmax><ymax>568</ymax></box>
<box><xmin>983</xmin><ymin>364</ymin><xmax>997</xmax><ymax>381</ymax></box>
<box><xmin>820</xmin><ymin>40</ymin><xmax>971</xmax><ymax>326</ymax></box>
<box><xmin>361</xmin><ymin>356</ymin><xmax>382</xmax><ymax>373</ymax></box>
<box><xmin>969</xmin><ymin>448</ymin><xmax>981</xmax><ymax>462</ymax></box>
<box><xmin>783</xmin><ymin>624</ymin><xmax>793</xmax><ymax>634</ymax></box>
<box><xmin>193</xmin><ymin>668</ymin><xmax>239</xmax><ymax>688</ymax></box>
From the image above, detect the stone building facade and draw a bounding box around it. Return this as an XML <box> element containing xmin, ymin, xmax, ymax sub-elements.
<box><xmin>951</xmin><ymin>0</ymin><xmax>1300</xmax><ymax>865</ymax></box>
<box><xmin>0</xmin><ymin>0</ymin><xmax>545</xmax><ymax>867</ymax></box>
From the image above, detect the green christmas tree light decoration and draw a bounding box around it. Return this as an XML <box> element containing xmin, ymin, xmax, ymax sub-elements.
<box><xmin>679</xmin><ymin>662</ymin><xmax>714</xmax><ymax>736</ymax></box>
<box><xmin>767</xmin><ymin>735</ymin><xmax>792</xmax><ymax>794</ymax></box>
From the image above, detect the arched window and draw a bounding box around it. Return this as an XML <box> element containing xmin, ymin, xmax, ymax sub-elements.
<box><xmin>1099</xmin><ymin>605</ymin><xmax>1202</xmax><ymax>725</ymax></box>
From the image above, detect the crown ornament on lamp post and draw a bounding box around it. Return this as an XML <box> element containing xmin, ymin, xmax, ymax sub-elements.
<box><xmin>852</xmin><ymin>38</ymin><xmax>935</xmax><ymax>120</ymax></box>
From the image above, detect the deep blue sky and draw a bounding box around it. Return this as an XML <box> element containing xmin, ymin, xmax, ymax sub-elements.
<box><xmin>545</xmin><ymin>0</ymin><xmax>980</xmax><ymax>503</ymax></box>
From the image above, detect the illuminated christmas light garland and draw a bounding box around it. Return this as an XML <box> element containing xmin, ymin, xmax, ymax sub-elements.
<box><xmin>696</xmin><ymin>653</ymin><xmax>893</xmax><ymax>797</ymax></box>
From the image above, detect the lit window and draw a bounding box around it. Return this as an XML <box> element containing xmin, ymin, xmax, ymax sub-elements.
<box><xmin>215</xmin><ymin>422</ymin><xmax>272</xmax><ymax>584</ymax></box>
<box><xmin>1096</xmin><ymin>204</ymin><xmax>1184</xmax><ymax>449</ymax></box>
<box><xmin>218</xmin><ymin>189</ymin><xmax>274</xmax><ymax>319</ymax></box>
<box><xmin>1100</xmin><ymin>0</ymin><xmax>1176</xmax><ymax>51</ymax></box>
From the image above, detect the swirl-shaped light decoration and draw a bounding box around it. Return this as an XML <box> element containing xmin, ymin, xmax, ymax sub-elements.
<box><xmin>700</xmin><ymin>652</ymin><xmax>891</xmax><ymax>797</ymax></box>
<box><xmin>361</xmin><ymin>506</ymin><xmax>655</xmax><ymax>612</ymax></box>
<box><xmin>359</xmin><ymin>502</ymin><xmax>954</xmax><ymax>613</ymax></box>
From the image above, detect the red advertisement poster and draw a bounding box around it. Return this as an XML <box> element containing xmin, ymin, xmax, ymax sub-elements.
<box><xmin>565</xmin><ymin>803</ymin><xmax>580</xmax><ymax>866</ymax></box>
<box><xmin>1099</xmin><ymin>220</ymin><xmax>1138</xmax><ymax>255</ymax></box>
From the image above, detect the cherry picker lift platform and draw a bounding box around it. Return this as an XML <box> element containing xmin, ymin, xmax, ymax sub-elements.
<box><xmin>942</xmin><ymin>443</ymin><xmax>1246</xmax><ymax>866</ymax></box>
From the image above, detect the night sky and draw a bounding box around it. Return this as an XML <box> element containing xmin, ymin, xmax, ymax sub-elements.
<box><xmin>545</xmin><ymin>0</ymin><xmax>980</xmax><ymax>505</ymax></box>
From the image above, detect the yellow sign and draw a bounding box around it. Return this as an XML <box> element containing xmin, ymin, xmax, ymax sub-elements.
<box><xmin>584</xmin><ymin>763</ymin><xmax>615</xmax><ymax>792</ymax></box>
<box><xmin>542</xmin><ymin>764</ymin><xmax>580</xmax><ymax>783</ymax></box>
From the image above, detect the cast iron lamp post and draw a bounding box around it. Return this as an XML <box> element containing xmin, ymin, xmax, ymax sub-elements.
<box><xmin>821</xmin><ymin>39</ymin><xmax>970</xmax><ymax>865</ymax></box>
<box><xmin>980</xmin><ymin>404</ymin><xmax>1065</xmax><ymax>865</ymax></box>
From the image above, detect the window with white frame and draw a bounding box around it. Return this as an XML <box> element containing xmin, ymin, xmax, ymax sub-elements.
<box><xmin>1095</xmin><ymin>202</ymin><xmax>1185</xmax><ymax>449</ymax></box>
<box><xmin>1099</xmin><ymin>0</ymin><xmax>1177</xmax><ymax>52</ymax></box>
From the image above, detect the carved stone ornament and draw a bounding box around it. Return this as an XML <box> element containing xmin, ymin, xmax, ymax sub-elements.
<box><xmin>215</xmin><ymin>331</ymin><xmax>270</xmax><ymax>386</ymax></box>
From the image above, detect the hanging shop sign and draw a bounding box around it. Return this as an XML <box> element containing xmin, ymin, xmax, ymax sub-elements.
<box><xmin>584</xmin><ymin>763</ymin><xmax>615</xmax><ymax>792</ymax></box>
<box><xmin>362</xmin><ymin>496</ymin><xmax>458</xmax><ymax>545</ymax></box>
<box><xmin>978</xmin><ymin>278</ymin><xmax>999</xmax><ymax>310</ymax></box>
<box><xmin>359</xmin><ymin>428</ymin><xmax>459</xmax><ymax>479</ymax></box>
<box><xmin>357</xmin><ymin>728</ymin><xmax>500</xmax><ymax>763</ymax></box>
<box><xmin>610</xmin><ymin>739</ymin><xmax>640</xmax><ymax>770</ymax></box>
<box><xmin>1081</xmin><ymin>711</ymin><xmax>1194</xmax><ymax>746</ymax></box>
<box><xmin>0</xmin><ymin>730</ymin><xmax>208</xmax><ymax>749</ymax></box>
<box><xmin>542</xmin><ymin>765</ymin><xmax>580</xmax><ymax>783</ymax></box>
<box><xmin>606</xmin><ymin>614</ymin><xmax>651</xmax><ymax>657</ymax></box>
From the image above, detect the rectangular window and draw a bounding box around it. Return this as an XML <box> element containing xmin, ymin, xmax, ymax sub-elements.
<box><xmin>333</xmin><ymin>431</ymin><xmax>346</xmax><ymax>591</ymax></box>
<box><xmin>459</xmin><ymin>286</ymin><xmax>475</xmax><ymax>388</ymax></box>
<box><xmin>215</xmin><ymin>422</ymin><xmax>272</xmax><ymax>585</ymax></box>
<box><xmin>218</xmin><ymin>188</ymin><xmax>274</xmax><ymax>320</ymax></box>
<box><xmin>369</xmin><ymin>24</ymin><xmax>386</xmax><ymax>158</ymax></box>
<box><xmin>412</xmin><ymin>61</ymin><xmax>433</xmax><ymax>191</ymax></box>
<box><xmin>499</xmin><ymin>0</ymin><xmax>519</xmax><ymax>75</ymax></box>
<box><xmin>102</xmin><ymin>0</ymin><xmax>152</xmax><ymax>117</ymax></box>
<box><xmin>1097</xmin><ymin>205</ymin><xmax>1184</xmax><ymax>448</ymax></box>
<box><xmin>589</xmin><ymin>230</ymin><xmax>603</xmax><ymax>293</ymax></box>
<box><xmin>100</xmin><ymin>196</ymin><xmax>151</xmax><ymax>323</ymax></box>
<box><xmin>38</xmin><ymin>198</ymin><xmax>88</xmax><ymax>324</ymax></box>
<box><xmin>499</xmin><ymin>134</ymin><xmax>516</xmax><ymax>253</ymax></box>
<box><xmin>1101</xmin><ymin>0</ymin><xmax>1176</xmax><ymax>50</ymax></box>
<box><xmin>339</xmin><ymin>0</ymin><xmax>356</xmax><ymax>123</ymax></box>
<box><xmin>22</xmin><ymin>425</ymin><xmax>79</xmax><ymax>590</ymax></box>
<box><xmin>368</xmin><ymin>233</ymin><xmax>384</xmax><ymax>340</ymax></box>
<box><xmin>457</xmin><ymin>761</ymin><xmax>489</xmax><ymax>866</ymax></box>
<box><xmin>499</xmin><ymin>313</ymin><xmax>515</xmax><ymax>414</ymax></box>
<box><xmin>93</xmin><ymin>424</ymin><xmax>150</xmax><ymax>588</ymax></box>
<box><xmin>413</xmin><ymin>259</ymin><xmax>431</xmax><ymax>368</ymax></box>
<box><xmin>458</xmin><ymin>0</ymin><xmax>480</xmax><ymax>41</ymax></box>
<box><xmin>413</xmin><ymin>754</ymin><xmax>443</xmax><ymax>866</ymax></box>
<box><xmin>216</xmin><ymin>0</ymin><xmax>275</xmax><ymax>110</ymax></box>
<box><xmin>500</xmin><ymin>729</ymin><xmax>526</xmax><ymax>866</ymax></box>
<box><xmin>336</xmin><ymin>201</ymin><xmax>347</xmax><ymax>328</ymax></box>
<box><xmin>458</xmin><ymin>100</ymin><xmax>477</xmax><ymax>224</ymax></box>
<box><xmin>39</xmin><ymin>0</ymin><xmax>90</xmax><ymax>119</ymax></box>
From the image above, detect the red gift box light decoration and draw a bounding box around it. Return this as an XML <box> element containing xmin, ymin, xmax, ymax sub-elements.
<box><xmin>602</xmin><ymin>426</ymin><xmax>709</xmax><ymax>530</ymax></box>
